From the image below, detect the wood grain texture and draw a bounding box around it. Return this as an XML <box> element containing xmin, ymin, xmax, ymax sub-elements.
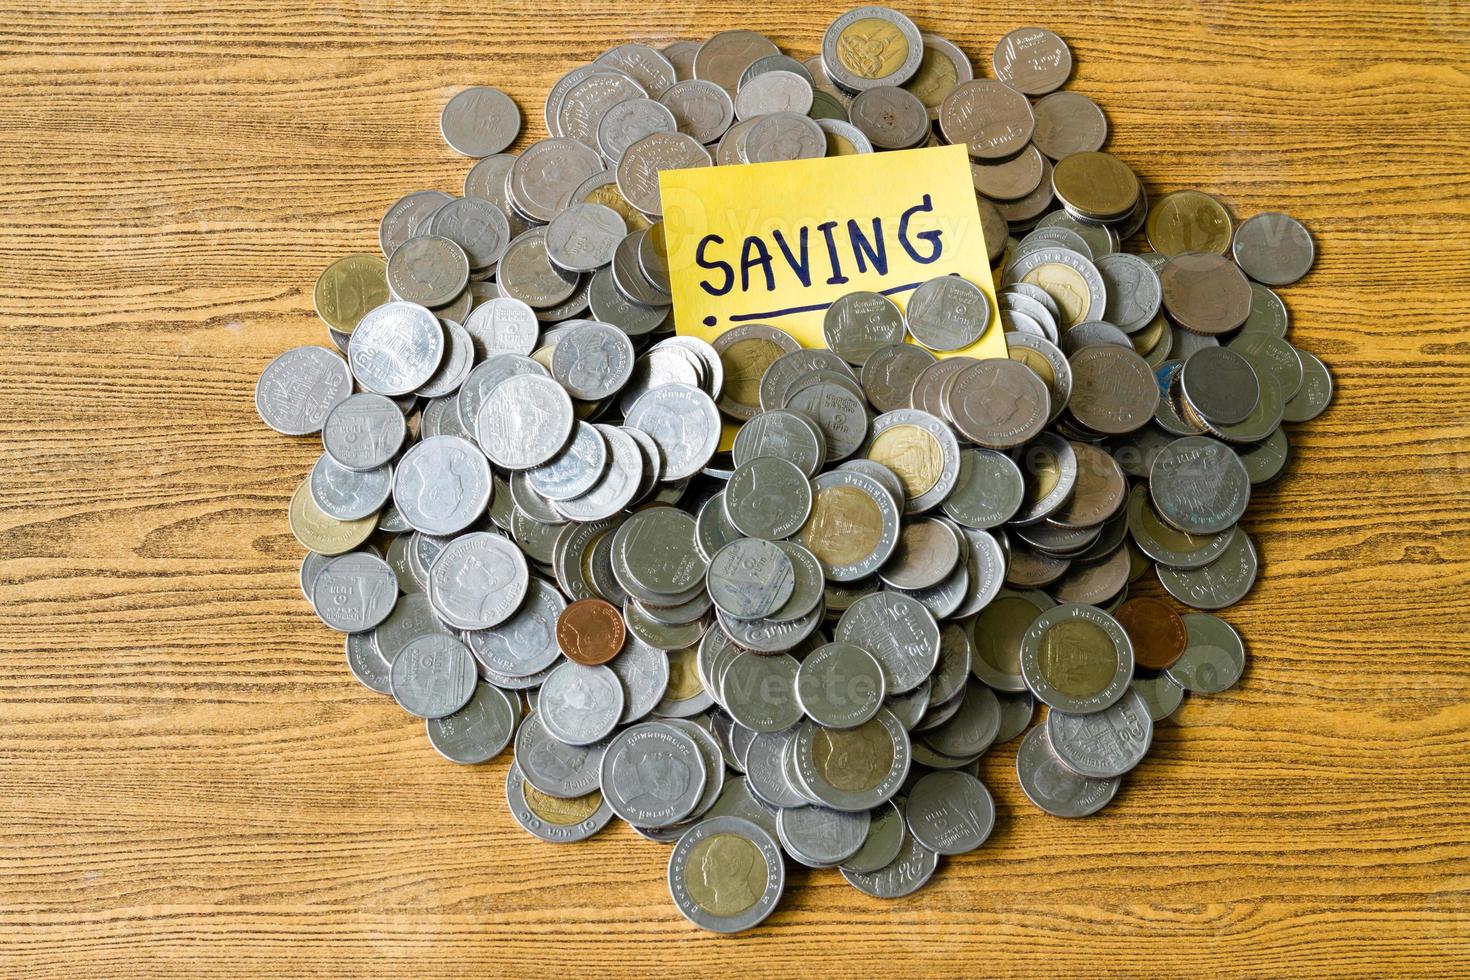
<box><xmin>2</xmin><ymin>1</ymin><xmax>1469</xmax><ymax>976</ymax></box>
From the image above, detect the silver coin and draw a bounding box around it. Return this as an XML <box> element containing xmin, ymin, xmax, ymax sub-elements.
<box><xmin>1047</xmin><ymin>687</ymin><xmax>1153</xmax><ymax>778</ymax></box>
<box><xmin>348</xmin><ymin>302</ymin><xmax>445</xmax><ymax>396</ymax></box>
<box><xmin>609</xmin><ymin>635</ymin><xmax>672</xmax><ymax>724</ymax></box>
<box><xmin>993</xmin><ymin>689</ymin><xmax>1036</xmax><ymax>742</ymax></box>
<box><xmin>942</xmin><ymin>448</ymin><xmax>1025</xmax><ymax>528</ymax></box>
<box><xmin>735</xmin><ymin>69</ymin><xmax>814</xmax><ymax>120</ymax></box>
<box><xmin>426</xmin><ymin>682</ymin><xmax>518</xmax><ymax>764</ymax></box>
<box><xmin>724</xmin><ymin>457</ymin><xmax>812</xmax><ymax>540</ymax></box>
<box><xmin>300</xmin><ymin>550</ymin><xmax>331</xmax><ymax>600</ymax></box>
<box><xmin>601</xmin><ymin>721</ymin><xmax>708</xmax><ymax>826</ymax></box>
<box><xmin>841</xmin><ymin>822</ymin><xmax>938</xmax><ymax>898</ymax></box>
<box><xmin>838</xmin><ymin>798</ymin><xmax>906</xmax><ymax>873</ymax></box>
<box><xmin>1131</xmin><ymin>673</ymin><xmax>1185</xmax><ymax>722</ymax></box>
<box><xmin>1148</xmin><ymin>435</ymin><xmax>1250</xmax><ymax>535</ymax></box>
<box><xmin>515</xmin><ymin>711</ymin><xmax>609</xmax><ymax>798</ymax></box>
<box><xmin>766</xmin><ymin>541</ymin><xmax>825</xmax><ymax>623</ymax></box>
<box><xmin>545</xmin><ymin>204</ymin><xmax>627</xmax><ymax>274</ymax></box>
<box><xmin>1019</xmin><ymin>602</ymin><xmax>1134</xmax><ymax>714</ymax></box>
<box><xmin>744</xmin><ymin>728</ymin><xmax>808</xmax><ymax>808</ymax></box>
<box><xmin>1169</xmin><ymin>612</ymin><xmax>1247</xmax><ymax>692</ymax></box>
<box><xmin>309</xmin><ymin>452</ymin><xmax>390</xmax><ymax>521</ymax></box>
<box><xmin>553</xmin><ymin>425</ymin><xmax>644</xmax><ymax>522</ymax></box>
<box><xmin>508</xmin><ymin>137</ymin><xmax>607</xmax><ymax>223</ymax></box>
<box><xmin>720</xmin><ymin>651</ymin><xmax>803</xmax><ymax>734</ymax></box>
<box><xmin>823</xmin><ymin>291</ymin><xmax>907</xmax><ymax>365</ymax></box>
<box><xmin>795</xmin><ymin>642</ymin><xmax>885</xmax><ymax>729</ymax></box>
<box><xmin>498</xmin><ymin>227</ymin><xmax>580</xmax><ymax>309</ymax></box>
<box><xmin>415</xmin><ymin>319</ymin><xmax>474</xmax><ymax>399</ymax></box>
<box><xmin>370</xmin><ymin>591</ymin><xmax>452</xmax><ymax>666</ymax></box>
<box><xmin>732</xmin><ymin>409</ymin><xmax>824</xmax><ymax>476</ymax></box>
<box><xmin>906</xmin><ymin>276</ymin><xmax>992</xmax><ymax>352</ymax></box>
<box><xmin>777</xmin><ymin>804</ymin><xmax>870</xmax><ymax>867</ymax></box>
<box><xmin>345</xmin><ymin>631</ymin><xmax>392</xmax><ymax>694</ymax></box>
<box><xmin>426</xmin><ymin>532</ymin><xmax>529</xmax><ymax>630</ymax></box>
<box><xmin>1240</xmin><ymin>281</ymin><xmax>1289</xmax><ymax>338</ymax></box>
<box><xmin>1015</xmin><ymin>723</ymin><xmax>1119</xmax><ymax>817</ymax></box>
<box><xmin>310</xmin><ymin>551</ymin><xmax>398</xmax><ymax>633</ymax></box>
<box><xmin>388</xmin><ymin>633</ymin><xmax>478</xmax><ymax>719</ymax></box>
<box><xmin>440</xmin><ymin>86</ymin><xmax>520</xmax><ymax>157</ymax></box>
<box><xmin>904</xmin><ymin>770</ymin><xmax>995</xmax><ymax>855</ymax></box>
<box><xmin>667</xmin><ymin>816</ymin><xmax>784</xmax><ymax>933</ymax></box>
<box><xmin>458</xmin><ymin>353</ymin><xmax>547</xmax><ymax>429</ymax></box>
<box><xmin>659</xmin><ymin>718</ymin><xmax>727</xmax><ymax>824</ymax></box>
<box><xmin>859</xmin><ymin>342</ymin><xmax>935</xmax><ymax>412</ymax></box>
<box><xmin>538</xmin><ymin>661</ymin><xmax>625</xmax><ymax>746</ymax></box>
<box><xmin>706</xmin><ymin>538</ymin><xmax>795</xmax><ymax>620</ymax></box>
<box><xmin>379</xmin><ymin>189</ymin><xmax>454</xmax><ymax>259</ymax></box>
<box><xmin>588</xmin><ymin>266</ymin><xmax>669</xmax><ymax>337</ymax></box>
<box><xmin>803</xmin><ymin>470</ymin><xmax>901</xmax><ymax>582</ymax></box>
<box><xmin>783</xmin><ymin>381</ymin><xmax>869</xmax><ymax>462</ymax></box>
<box><xmin>879</xmin><ymin>516</ymin><xmax>961</xmax><ymax>591</ymax></box>
<box><xmin>392</xmin><ymin>435</ymin><xmax>491</xmax><ymax>536</ymax></box>
<box><xmin>527</xmin><ymin>421</ymin><xmax>609</xmax><ymax>502</ymax></box>
<box><xmin>1232</xmin><ymin>211</ymin><xmax>1314</xmax><ymax>286</ymax></box>
<box><xmin>256</xmin><ymin>345</ymin><xmax>353</xmax><ymax>436</ymax></box>
<box><xmin>597</xmin><ymin>43</ymin><xmax>677</xmax><ymax>97</ymax></box>
<box><xmin>992</xmin><ymin>26</ymin><xmax>1072</xmax><ymax>95</ymax></box>
<box><xmin>462</xmin><ymin>297</ymin><xmax>540</xmax><ymax>358</ymax></box>
<box><xmin>1228</xmin><ymin>331</ymin><xmax>1304</xmax><ymax>402</ymax></box>
<box><xmin>849</xmin><ymin>85</ymin><xmax>929</xmax><ymax>149</ymax></box>
<box><xmin>624</xmin><ymin>382</ymin><xmax>721</xmax><ymax>481</ymax></box>
<box><xmin>549</xmin><ymin>320</ymin><xmax>635</xmax><ymax>400</ymax></box>
<box><xmin>465</xmin><ymin>577</ymin><xmax>565</xmax><ymax>679</ymax></box>
<box><xmin>715</xmin><ymin>598</ymin><xmax>824</xmax><ymax>655</ymax></box>
<box><xmin>950</xmin><ymin>527</ymin><xmax>1007</xmax><ymax>620</ymax></box>
<box><xmin>922</xmin><ymin>679</ymin><xmax>1001</xmax><ymax>758</ymax></box>
<box><xmin>428</xmin><ymin>197</ymin><xmax>511</xmax><ymax>272</ymax></box>
<box><xmin>505</xmin><ymin>760</ymin><xmax>615</xmax><ymax>843</ymax></box>
<box><xmin>386</xmin><ymin>236</ymin><xmax>469</xmax><ymax>308</ymax></box>
<box><xmin>474</xmin><ymin>373</ymin><xmax>574</xmax><ymax>470</ymax></box>
<box><xmin>616</xmin><ymin>131</ymin><xmax>711</xmax><ymax>217</ymax></box>
<box><xmin>821</xmin><ymin>6</ymin><xmax>923</xmax><ymax>93</ymax></box>
<box><xmin>597</xmin><ymin>97</ymin><xmax>679</xmax><ymax>164</ymax></box>
<box><xmin>1125</xmin><ymin>484</ymin><xmax>1232</xmax><ymax>570</ymax></box>
<box><xmin>659</xmin><ymin>78</ymin><xmax>736</xmax><ymax>144</ymax></box>
<box><xmin>1282</xmin><ymin>348</ymin><xmax>1332</xmax><ymax>423</ymax></box>
<box><xmin>743</xmin><ymin>111</ymin><xmax>826</xmax><ymax>162</ymax></box>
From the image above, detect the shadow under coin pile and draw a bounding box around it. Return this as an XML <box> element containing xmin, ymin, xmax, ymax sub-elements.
<box><xmin>254</xmin><ymin>9</ymin><xmax>1334</xmax><ymax>934</ymax></box>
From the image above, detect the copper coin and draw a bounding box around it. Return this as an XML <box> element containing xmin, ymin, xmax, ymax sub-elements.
<box><xmin>1160</xmin><ymin>251</ymin><xmax>1253</xmax><ymax>335</ymax></box>
<box><xmin>1115</xmin><ymin>596</ymin><xmax>1188</xmax><ymax>670</ymax></box>
<box><xmin>557</xmin><ymin>598</ymin><xmax>627</xmax><ymax>665</ymax></box>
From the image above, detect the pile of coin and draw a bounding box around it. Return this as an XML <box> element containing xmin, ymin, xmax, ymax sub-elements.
<box><xmin>255</xmin><ymin>9</ymin><xmax>1334</xmax><ymax>933</ymax></box>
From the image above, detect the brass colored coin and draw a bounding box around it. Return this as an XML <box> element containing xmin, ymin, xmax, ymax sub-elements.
<box><xmin>580</xmin><ymin>180</ymin><xmax>653</xmax><ymax>233</ymax></box>
<box><xmin>866</xmin><ymin>424</ymin><xmax>942</xmax><ymax>499</ymax></box>
<box><xmin>1048</xmin><ymin>441</ymin><xmax>1126</xmax><ymax>528</ymax></box>
<box><xmin>287</xmin><ymin>479</ymin><xmax>376</xmax><ymax>555</ymax></box>
<box><xmin>1160</xmin><ymin>252</ymin><xmax>1254</xmax><ymax>335</ymax></box>
<box><xmin>971</xmin><ymin>144</ymin><xmax>1045</xmax><ymax>202</ymax></box>
<box><xmin>713</xmin><ymin>324</ymin><xmax>800</xmax><ymax>420</ymax></box>
<box><xmin>1051</xmin><ymin>151</ymin><xmax>1139</xmax><ymax>221</ymax></box>
<box><xmin>1037</xmin><ymin>618</ymin><xmax>1116</xmax><ymax>699</ymax></box>
<box><xmin>972</xmin><ymin>592</ymin><xmax>1049</xmax><ymax>690</ymax></box>
<box><xmin>811</xmin><ymin>718</ymin><xmax>896</xmax><ymax>792</ymax></box>
<box><xmin>665</xmin><ymin>643</ymin><xmax>706</xmax><ymax>701</ymax></box>
<box><xmin>1020</xmin><ymin>260</ymin><xmax>1090</xmax><ymax>328</ymax></box>
<box><xmin>803</xmin><ymin>484</ymin><xmax>883</xmax><ymax>566</ymax></box>
<box><xmin>314</xmin><ymin>253</ymin><xmax>388</xmax><ymax>334</ymax></box>
<box><xmin>1146</xmin><ymin>190</ymin><xmax>1233</xmax><ymax>256</ymax></box>
<box><xmin>1115</xmin><ymin>596</ymin><xmax>1188</xmax><ymax>670</ymax></box>
<box><xmin>685</xmin><ymin>833</ymin><xmax>768</xmax><ymax>916</ymax></box>
<box><xmin>901</xmin><ymin>33</ymin><xmax>971</xmax><ymax>119</ymax></box>
<box><xmin>523</xmin><ymin>780</ymin><xmax>604</xmax><ymax>826</ymax></box>
<box><xmin>836</xmin><ymin>17</ymin><xmax>912</xmax><ymax>81</ymax></box>
<box><xmin>556</xmin><ymin>598</ymin><xmax>627</xmax><ymax>665</ymax></box>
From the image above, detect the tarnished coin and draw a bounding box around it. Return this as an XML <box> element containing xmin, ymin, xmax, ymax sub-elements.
<box><xmin>1115</xmin><ymin>596</ymin><xmax>1188</xmax><ymax>671</ymax></box>
<box><xmin>557</xmin><ymin>598</ymin><xmax>627</xmax><ymax>666</ymax></box>
<box><xmin>440</xmin><ymin>86</ymin><xmax>520</xmax><ymax>157</ymax></box>
<box><xmin>1015</xmin><ymin>723</ymin><xmax>1119</xmax><ymax>818</ymax></box>
<box><xmin>796</xmin><ymin>642</ymin><xmax>886</xmax><ymax>729</ymax></box>
<box><xmin>310</xmin><ymin>552</ymin><xmax>398</xmax><ymax>633</ymax></box>
<box><xmin>860</xmin><ymin>342</ymin><xmax>936</xmax><ymax>412</ymax></box>
<box><xmin>602</xmin><ymin>721</ymin><xmax>708</xmax><ymax>826</ymax></box>
<box><xmin>725</xmin><ymin>457</ymin><xmax>812</xmax><ymax>540</ymax></box>
<box><xmin>880</xmin><ymin>517</ymin><xmax>961</xmax><ymax>590</ymax></box>
<box><xmin>721</xmin><ymin>652</ymin><xmax>803</xmax><ymax>733</ymax></box>
<box><xmin>712</xmin><ymin>324</ymin><xmax>801</xmax><ymax>420</ymax></box>
<box><xmin>1282</xmin><ymin>348</ymin><xmax>1333</xmax><ymax>423</ymax></box>
<box><xmin>668</xmin><ymin>816</ymin><xmax>785</xmax><ymax>933</ymax></box>
<box><xmin>1052</xmin><ymin>151</ymin><xmax>1138</xmax><ymax>221</ymax></box>
<box><xmin>539</xmin><ymin>661</ymin><xmax>625</xmax><ymax>746</ymax></box>
<box><xmin>946</xmin><ymin>358</ymin><xmax>1050</xmax><ymax>450</ymax></box>
<box><xmin>1233</xmin><ymin>211</ymin><xmax>1315</xmax><ymax>285</ymax></box>
<box><xmin>971</xmin><ymin>143</ymin><xmax>1045</xmax><ymax>200</ymax></box>
<box><xmin>902</xmin><ymin>33</ymin><xmax>972</xmax><ymax>120</ymax></box>
<box><xmin>314</xmin><ymin>253</ymin><xmax>389</xmax><ymax>335</ymax></box>
<box><xmin>778</xmin><ymin>803</ymin><xmax>870</xmax><ymax>867</ymax></box>
<box><xmin>256</xmin><ymin>346</ymin><xmax>353</xmax><ymax>436</ymax></box>
<box><xmin>905</xmin><ymin>770</ymin><xmax>995</xmax><ymax>856</ymax></box>
<box><xmin>1180</xmin><ymin>346</ymin><xmax>1261</xmax><ymax>426</ymax></box>
<box><xmin>392</xmin><ymin>435</ymin><xmax>491</xmax><ymax>536</ymax></box>
<box><xmin>389</xmin><ymin>633</ymin><xmax>478</xmax><ymax>719</ymax></box>
<box><xmin>1169</xmin><ymin>612</ymin><xmax>1247</xmax><ymax>692</ymax></box>
<box><xmin>992</xmin><ymin>26</ymin><xmax>1071</xmax><ymax>96</ymax></box>
<box><xmin>1020</xmin><ymin>602</ymin><xmax>1134</xmax><ymax>714</ymax></box>
<box><xmin>1160</xmin><ymin>251</ymin><xmax>1253</xmax><ymax>335</ymax></box>
<box><xmin>387</xmin><ymin>235</ymin><xmax>470</xmax><ymax>308</ymax></box>
<box><xmin>1068</xmin><ymin>344</ymin><xmax>1158</xmax><ymax>435</ymax></box>
<box><xmin>943</xmin><ymin>448</ymin><xmax>1025</xmax><ymax>529</ymax></box>
<box><xmin>1149</xmin><ymin>435</ymin><xmax>1250</xmax><ymax>534</ymax></box>
<box><xmin>506</xmin><ymin>760</ymin><xmax>614</xmax><ymax>843</ymax></box>
<box><xmin>821</xmin><ymin>6</ymin><xmax>924</xmax><ymax>93</ymax></box>
<box><xmin>850</xmin><ymin>85</ymin><xmax>929</xmax><ymax>149</ymax></box>
<box><xmin>427</xmin><ymin>682</ymin><xmax>518</xmax><ymax>764</ymax></box>
<box><xmin>938</xmin><ymin>79</ymin><xmax>1035</xmax><ymax>160</ymax></box>
<box><xmin>1047</xmin><ymin>687</ymin><xmax>1153</xmax><ymax>778</ymax></box>
<box><xmin>824</xmin><ymin>291</ymin><xmax>906</xmax><ymax>365</ymax></box>
<box><xmin>428</xmin><ymin>532</ymin><xmax>529</xmax><ymax>630</ymax></box>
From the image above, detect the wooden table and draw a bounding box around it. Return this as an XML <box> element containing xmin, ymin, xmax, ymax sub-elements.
<box><xmin>3</xmin><ymin>1</ymin><xmax>1468</xmax><ymax>976</ymax></box>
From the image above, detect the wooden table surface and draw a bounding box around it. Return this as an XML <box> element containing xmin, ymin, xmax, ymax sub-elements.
<box><xmin>3</xmin><ymin>1</ymin><xmax>1469</xmax><ymax>976</ymax></box>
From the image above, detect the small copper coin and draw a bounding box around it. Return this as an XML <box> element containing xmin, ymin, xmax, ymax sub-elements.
<box><xmin>1160</xmin><ymin>252</ymin><xmax>1253</xmax><ymax>335</ymax></box>
<box><xmin>557</xmin><ymin>598</ymin><xmax>627</xmax><ymax>665</ymax></box>
<box><xmin>1114</xmin><ymin>597</ymin><xmax>1188</xmax><ymax>670</ymax></box>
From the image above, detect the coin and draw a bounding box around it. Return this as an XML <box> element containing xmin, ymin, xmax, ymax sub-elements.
<box><xmin>992</xmin><ymin>26</ymin><xmax>1071</xmax><ymax>95</ymax></box>
<box><xmin>539</xmin><ymin>662</ymin><xmax>625</xmax><ymax>746</ymax></box>
<box><xmin>1015</xmin><ymin>723</ymin><xmax>1119</xmax><ymax>818</ymax></box>
<box><xmin>515</xmin><ymin>711</ymin><xmax>609</xmax><ymax>799</ymax></box>
<box><xmin>1126</xmin><ymin>484</ymin><xmax>1232</xmax><ymax>569</ymax></box>
<box><xmin>668</xmin><ymin>815</ymin><xmax>784</xmax><ymax>933</ymax></box>
<box><xmin>348</xmin><ymin>302</ymin><xmax>445</xmax><ymax>396</ymax></box>
<box><xmin>1169</xmin><ymin>612</ymin><xmax>1247</xmax><ymax>692</ymax></box>
<box><xmin>256</xmin><ymin>346</ymin><xmax>353</xmax><ymax>436</ymax></box>
<box><xmin>1147</xmin><ymin>190</ymin><xmax>1233</xmax><ymax>256</ymax></box>
<box><xmin>880</xmin><ymin>517</ymin><xmax>961</xmax><ymax>590</ymax></box>
<box><xmin>792</xmin><ymin>708</ymin><xmax>910</xmax><ymax>811</ymax></box>
<box><xmin>440</xmin><ymin>86</ymin><xmax>520</xmax><ymax>157</ymax></box>
<box><xmin>938</xmin><ymin>79</ymin><xmax>1035</xmax><ymax>160</ymax></box>
<box><xmin>506</xmin><ymin>760</ymin><xmax>614</xmax><ymax>843</ymax></box>
<box><xmin>1051</xmin><ymin>151</ymin><xmax>1138</xmax><ymax>221</ymax></box>
<box><xmin>859</xmin><ymin>342</ymin><xmax>935</xmax><ymax>412</ymax></box>
<box><xmin>778</xmin><ymin>803</ymin><xmax>870</xmax><ymax>867</ymax></box>
<box><xmin>707</xmin><ymin>538</ymin><xmax>796</xmax><ymax>620</ymax></box>
<box><xmin>557</xmin><ymin>598</ymin><xmax>627</xmax><ymax>665</ymax></box>
<box><xmin>1149</xmin><ymin>435</ymin><xmax>1250</xmax><ymax>534</ymax></box>
<box><xmin>389</xmin><ymin>633</ymin><xmax>478</xmax><ymax>719</ymax></box>
<box><xmin>1282</xmin><ymin>348</ymin><xmax>1333</xmax><ymax>423</ymax></box>
<box><xmin>1003</xmin><ymin>246</ymin><xmax>1107</xmax><ymax>327</ymax></box>
<box><xmin>309</xmin><ymin>452</ymin><xmax>390</xmax><ymax>521</ymax></box>
<box><xmin>971</xmin><ymin>143</ymin><xmax>1045</xmax><ymax>201</ymax></box>
<box><xmin>1156</xmin><ymin>527</ymin><xmax>1259</xmax><ymax>610</ymax></box>
<box><xmin>392</xmin><ymin>435</ymin><xmax>491</xmax><ymax>536</ymax></box>
<box><xmin>1096</xmin><ymin>252</ymin><xmax>1163</xmax><ymax>334</ymax></box>
<box><xmin>625</xmin><ymin>382</ymin><xmax>721</xmax><ymax>481</ymax></box>
<box><xmin>287</xmin><ymin>479</ymin><xmax>377</xmax><ymax>556</ymax></box>
<box><xmin>427</xmin><ymin>682</ymin><xmax>518</xmax><ymax>764</ymax></box>
<box><xmin>840</xmin><ymin>823</ymin><xmax>937</xmax><ymax>897</ymax></box>
<box><xmin>1233</xmin><ymin>211</ymin><xmax>1315</xmax><ymax>285</ymax></box>
<box><xmin>800</xmin><ymin>470</ymin><xmax>901</xmax><ymax>583</ymax></box>
<box><xmin>1031</xmin><ymin>91</ymin><xmax>1107</xmax><ymax>159</ymax></box>
<box><xmin>836</xmin><ymin>592</ymin><xmax>940</xmax><ymax>694</ymax></box>
<box><xmin>1047</xmin><ymin>687</ymin><xmax>1153</xmax><ymax>778</ymax></box>
<box><xmin>822</xmin><ymin>6</ymin><xmax>924</xmax><ymax>93</ymax></box>
<box><xmin>850</xmin><ymin>85</ymin><xmax>929</xmax><ymax>149</ymax></box>
<box><xmin>721</xmin><ymin>652</ymin><xmax>803</xmax><ymax>734</ymax></box>
<box><xmin>725</xmin><ymin>457</ymin><xmax>813</xmax><ymax>540</ymax></box>
<box><xmin>945</xmin><ymin>358</ymin><xmax>1050</xmax><ymax>450</ymax></box>
<box><xmin>309</xmin><ymin>551</ymin><xmax>398</xmax><ymax>633</ymax></box>
<box><xmin>823</xmin><ymin>291</ymin><xmax>906</xmax><ymax>365</ymax></box>
<box><xmin>313</xmin><ymin>253</ymin><xmax>388</xmax><ymax>335</ymax></box>
<box><xmin>427</xmin><ymin>532</ymin><xmax>529</xmax><ymax>630</ymax></box>
<box><xmin>796</xmin><ymin>643</ymin><xmax>886</xmax><ymax>729</ymax></box>
<box><xmin>1114</xmin><ymin>596</ymin><xmax>1188</xmax><ymax>670</ymax></box>
<box><xmin>1160</xmin><ymin>251</ymin><xmax>1253</xmax><ymax>335</ymax></box>
<box><xmin>902</xmin><ymin>33</ymin><xmax>971</xmax><ymax>119</ymax></box>
<box><xmin>712</xmin><ymin>324</ymin><xmax>801</xmax><ymax>420</ymax></box>
<box><xmin>601</xmin><ymin>721</ymin><xmax>708</xmax><ymax>827</ymax></box>
<box><xmin>905</xmin><ymin>770</ymin><xmax>995</xmax><ymax>855</ymax></box>
<box><xmin>906</xmin><ymin>275</ymin><xmax>992</xmax><ymax>351</ymax></box>
<box><xmin>1020</xmin><ymin>602</ymin><xmax>1134</xmax><ymax>714</ymax></box>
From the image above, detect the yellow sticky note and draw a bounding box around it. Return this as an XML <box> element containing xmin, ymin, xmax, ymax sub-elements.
<box><xmin>659</xmin><ymin>143</ymin><xmax>1006</xmax><ymax>361</ymax></box>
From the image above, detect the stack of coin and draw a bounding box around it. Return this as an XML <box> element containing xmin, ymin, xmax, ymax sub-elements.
<box><xmin>254</xmin><ymin>9</ymin><xmax>1333</xmax><ymax>933</ymax></box>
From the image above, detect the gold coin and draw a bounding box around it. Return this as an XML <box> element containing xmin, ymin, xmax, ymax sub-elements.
<box><xmin>1008</xmin><ymin>345</ymin><xmax>1055</xmax><ymax>388</ymax></box>
<box><xmin>866</xmin><ymin>424</ymin><xmax>942</xmax><ymax>499</ymax></box>
<box><xmin>1131</xmin><ymin>312</ymin><xmax>1168</xmax><ymax>354</ymax></box>
<box><xmin>720</xmin><ymin>339</ymin><xmax>784</xmax><ymax>410</ymax></box>
<box><xmin>1019</xmin><ymin>443</ymin><xmax>1062</xmax><ymax>511</ymax></box>
<box><xmin>684</xmin><ymin>833</ymin><xmax>767</xmax><ymax>917</ymax></box>
<box><xmin>1021</xmin><ymin>262</ymin><xmax>1090</xmax><ymax>327</ymax></box>
<box><xmin>826</xmin><ymin>133</ymin><xmax>863</xmax><ymax>156</ymax></box>
<box><xmin>901</xmin><ymin>43</ymin><xmax>960</xmax><ymax>112</ymax></box>
<box><xmin>974</xmin><ymin>595</ymin><xmax>1042</xmax><ymax>676</ymax></box>
<box><xmin>836</xmin><ymin>17</ymin><xmax>911</xmax><ymax>80</ymax></box>
<box><xmin>523</xmin><ymin>781</ymin><xmax>604</xmax><ymax>826</ymax></box>
<box><xmin>1146</xmin><ymin>189</ymin><xmax>1232</xmax><ymax>256</ymax></box>
<box><xmin>665</xmin><ymin>643</ymin><xmax>705</xmax><ymax>701</ymax></box>
<box><xmin>530</xmin><ymin>345</ymin><xmax>556</xmax><ymax>370</ymax></box>
<box><xmin>802</xmin><ymin>485</ymin><xmax>883</xmax><ymax>567</ymax></box>
<box><xmin>1051</xmin><ymin>151</ymin><xmax>1140</xmax><ymax>220</ymax></box>
<box><xmin>1037</xmin><ymin>619</ymin><xmax>1116</xmax><ymax>698</ymax></box>
<box><xmin>582</xmin><ymin>182</ymin><xmax>652</xmax><ymax>233</ymax></box>
<box><xmin>313</xmin><ymin>253</ymin><xmax>388</xmax><ymax>334</ymax></box>
<box><xmin>287</xmin><ymin>480</ymin><xmax>376</xmax><ymax>555</ymax></box>
<box><xmin>811</xmin><ymin>720</ymin><xmax>895</xmax><ymax>792</ymax></box>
